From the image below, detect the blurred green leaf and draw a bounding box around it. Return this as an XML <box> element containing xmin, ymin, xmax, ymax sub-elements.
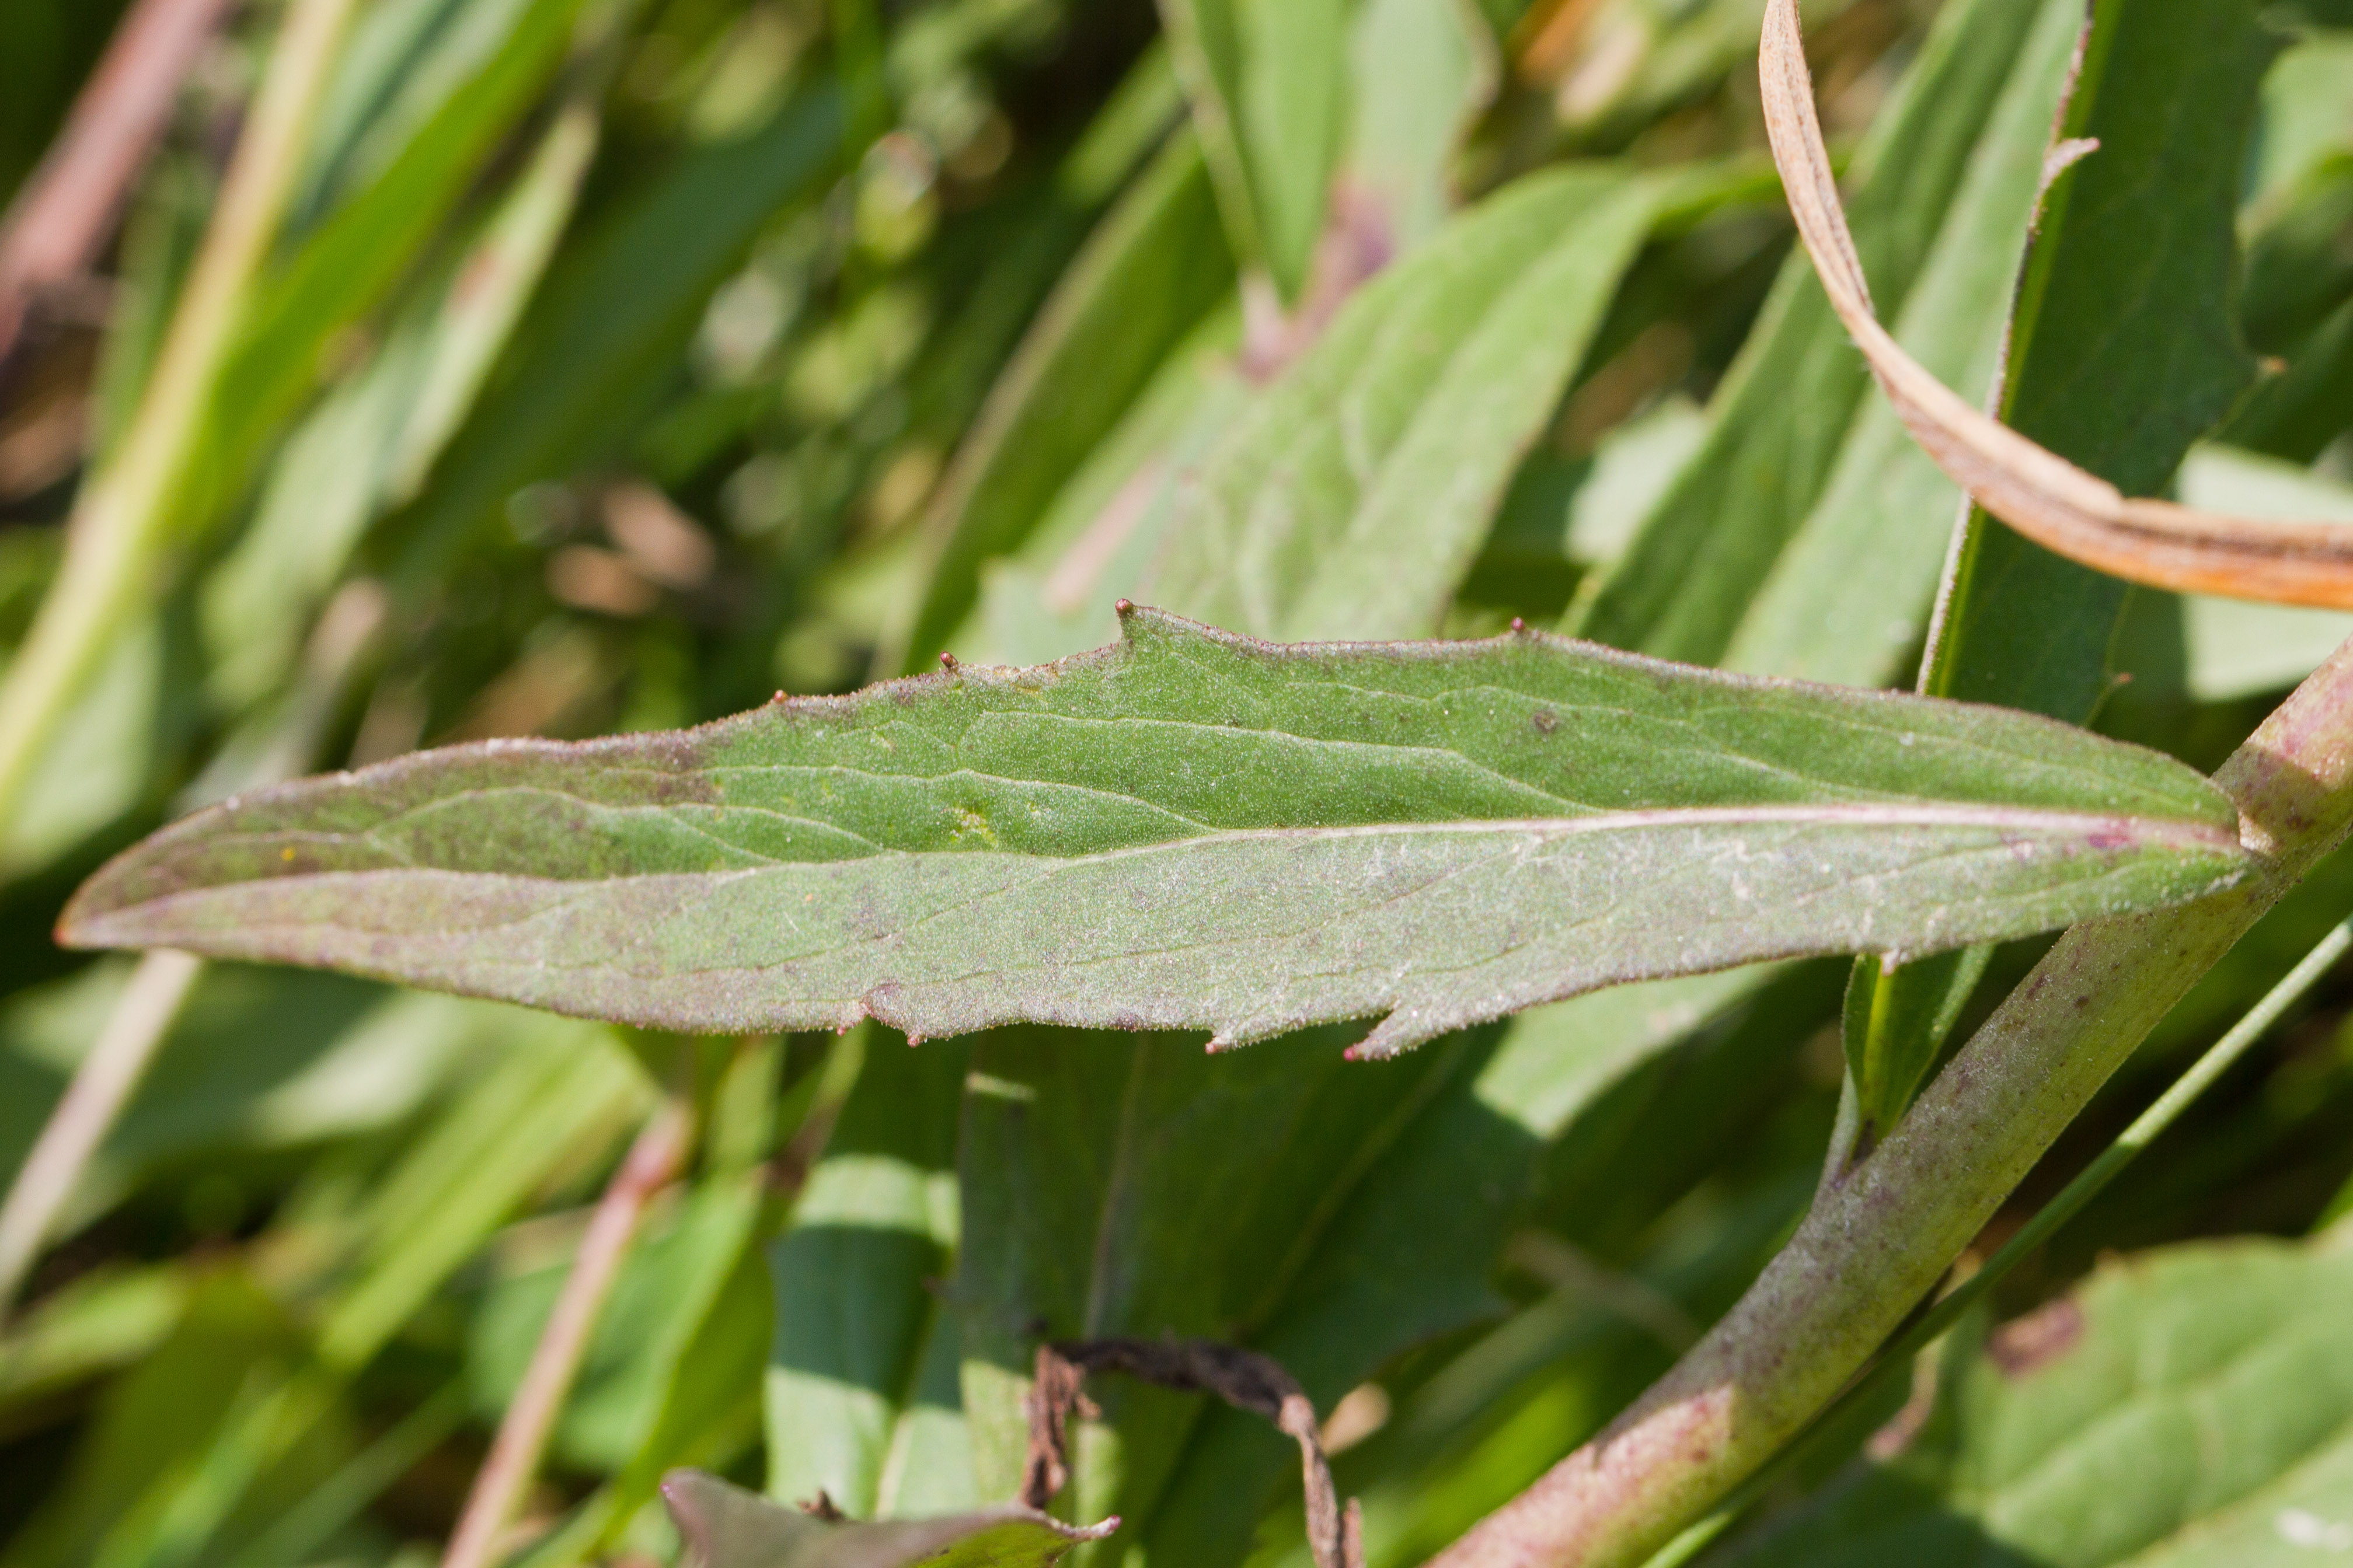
<box><xmin>1572</xmin><ymin>0</ymin><xmax>2057</xmax><ymax>664</ymax></box>
<box><xmin>894</xmin><ymin>128</ymin><xmax>1234</xmax><ymax>674</ymax></box>
<box><xmin>298</xmin><ymin>0</ymin><xmax>547</xmax><ymax>219</ymax></box>
<box><xmin>1342</xmin><ymin>0</ymin><xmax>1497</xmax><ymax>253</ymax></box>
<box><xmin>0</xmin><ymin>616</ymin><xmax>159</xmax><ymax>876</ymax></box>
<box><xmin>2170</xmin><ymin>446</ymin><xmax>2353</xmax><ymax>703</ymax></box>
<box><xmin>1142</xmin><ymin>166</ymin><xmax>1664</xmax><ymax>641</ymax></box>
<box><xmin>189</xmin><ymin>0</ymin><xmax>595</xmax><ymax>538</ymax></box>
<box><xmin>1229</xmin><ymin>0</ymin><xmax>1344</xmax><ymax>298</ymax></box>
<box><xmin>1553</xmin><ymin>0</ymin><xmax>1856</xmax><ymax>146</ymax></box>
<box><xmin>2249</xmin><ymin>32</ymin><xmax>2353</xmax><ymax>204</ymax></box>
<box><xmin>954</xmin><ymin>1020</ymin><xmax>1462</xmax><ymax>1505</ymax></box>
<box><xmin>0</xmin><ymin>968</ymin><xmax>532</xmax><ymax>1244</ymax></box>
<box><xmin>1264</xmin><ymin>1175</ymin><xmax>1814</xmax><ymax>1568</ymax></box>
<box><xmin>1139</xmin><ymin>964</ymin><xmax>1833</xmax><ymax>1568</ymax></box>
<box><xmin>88</xmin><ymin>156</ymin><xmax>211</xmax><ymax>466</ymax></box>
<box><xmin>469</xmin><ymin>1169</ymin><xmax>763</xmax><ymax>1473</ymax></box>
<box><xmin>0</xmin><ymin>1274</ymin><xmax>353</xmax><ymax>1568</ymax></box>
<box><xmin>0</xmin><ymin>1265</ymin><xmax>189</xmax><ymax>1436</ymax></box>
<box><xmin>544</xmin><ymin>1224</ymin><xmax>775</xmax><ymax>1558</ymax></box>
<box><xmin>61</xmin><ymin>609</ymin><xmax>2244</xmax><ymax>1056</ymax></box>
<box><xmin>2240</xmin><ymin>156</ymin><xmax>2353</xmax><ymax>355</ymax></box>
<box><xmin>312</xmin><ymin>1010</ymin><xmax>649</xmax><ymax>1368</ymax></box>
<box><xmin>2224</xmin><ymin>291</ymin><xmax>2353</xmax><ymax>462</ymax></box>
<box><xmin>203</xmin><ymin>93</ymin><xmax>604</xmax><ymax>709</ymax></box>
<box><xmin>949</xmin><ymin>301</ymin><xmax>1246</xmax><ymax>667</ymax></box>
<box><xmin>1158</xmin><ymin>0</ymin><xmax>1344</xmax><ymax>297</ymax></box>
<box><xmin>1720</xmin><ymin>0</ymin><xmax>2082</xmax><ymax>687</ymax></box>
<box><xmin>767</xmin><ymin>1034</ymin><xmax>966</xmax><ymax>1516</ymax></box>
<box><xmin>393</xmin><ymin>83</ymin><xmax>842</xmax><ymax>577</ymax></box>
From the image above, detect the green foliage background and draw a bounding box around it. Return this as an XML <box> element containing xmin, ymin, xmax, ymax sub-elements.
<box><xmin>1</xmin><ymin>0</ymin><xmax>2352</xmax><ymax>1563</ymax></box>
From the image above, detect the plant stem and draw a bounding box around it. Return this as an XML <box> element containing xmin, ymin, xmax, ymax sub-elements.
<box><xmin>439</xmin><ymin>1094</ymin><xmax>693</xmax><ymax>1568</ymax></box>
<box><xmin>0</xmin><ymin>947</ymin><xmax>201</xmax><ymax>1312</ymax></box>
<box><xmin>1637</xmin><ymin>905</ymin><xmax>2353</xmax><ymax>1568</ymax></box>
<box><xmin>0</xmin><ymin>0</ymin><xmax>354</xmax><ymax>837</ymax></box>
<box><xmin>1430</xmin><ymin>634</ymin><xmax>2353</xmax><ymax>1568</ymax></box>
<box><xmin>1887</xmin><ymin>909</ymin><xmax>2352</xmax><ymax>1350</ymax></box>
<box><xmin>0</xmin><ymin>0</ymin><xmax>236</xmax><ymax>364</ymax></box>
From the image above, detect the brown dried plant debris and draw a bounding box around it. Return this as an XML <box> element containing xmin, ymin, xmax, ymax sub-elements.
<box><xmin>1759</xmin><ymin>0</ymin><xmax>2353</xmax><ymax>609</ymax></box>
<box><xmin>1026</xmin><ymin>1339</ymin><xmax>1365</xmax><ymax>1568</ymax></box>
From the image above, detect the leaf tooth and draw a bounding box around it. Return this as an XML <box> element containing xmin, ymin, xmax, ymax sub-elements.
<box><xmin>1348</xmin><ymin>1005</ymin><xmax>1456</xmax><ymax>1061</ymax></box>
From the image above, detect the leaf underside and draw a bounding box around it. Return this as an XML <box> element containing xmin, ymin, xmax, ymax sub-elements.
<box><xmin>59</xmin><ymin>610</ymin><xmax>2246</xmax><ymax>1057</ymax></box>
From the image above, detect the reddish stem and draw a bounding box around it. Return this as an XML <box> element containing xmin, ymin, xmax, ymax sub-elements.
<box><xmin>0</xmin><ymin>0</ymin><xmax>236</xmax><ymax>366</ymax></box>
<box><xmin>439</xmin><ymin>1095</ymin><xmax>693</xmax><ymax>1568</ymax></box>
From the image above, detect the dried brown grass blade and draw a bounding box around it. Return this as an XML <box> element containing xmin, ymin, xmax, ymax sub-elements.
<box><xmin>1759</xmin><ymin>0</ymin><xmax>2353</xmax><ymax>609</ymax></box>
<box><xmin>1037</xmin><ymin>1339</ymin><xmax>1364</xmax><ymax>1568</ymax></box>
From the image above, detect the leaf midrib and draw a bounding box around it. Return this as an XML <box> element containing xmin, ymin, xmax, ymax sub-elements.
<box><xmin>189</xmin><ymin>800</ymin><xmax>2243</xmax><ymax>885</ymax></box>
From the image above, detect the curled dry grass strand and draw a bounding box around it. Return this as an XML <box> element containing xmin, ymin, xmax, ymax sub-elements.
<box><xmin>1759</xmin><ymin>0</ymin><xmax>2353</xmax><ymax>609</ymax></box>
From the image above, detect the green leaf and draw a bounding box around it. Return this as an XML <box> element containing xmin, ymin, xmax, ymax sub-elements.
<box><xmin>1930</xmin><ymin>0</ymin><xmax>2277</xmax><ymax>720</ymax></box>
<box><xmin>1142</xmin><ymin>167</ymin><xmax>1662</xmax><ymax>642</ymax></box>
<box><xmin>1343</xmin><ymin>0</ymin><xmax>1498</xmax><ymax>252</ymax></box>
<box><xmin>2247</xmin><ymin>32</ymin><xmax>2353</xmax><ymax>204</ymax></box>
<box><xmin>0</xmin><ymin>1275</ymin><xmax>353</xmax><ymax>1568</ymax></box>
<box><xmin>1845</xmin><ymin>0</ymin><xmax>2282</xmax><ymax>1149</ymax></box>
<box><xmin>661</xmin><ymin>1470</ymin><xmax>1111</xmax><ymax>1568</ymax></box>
<box><xmin>186</xmin><ymin>0</ymin><xmax>591</xmax><ymax>538</ymax></box>
<box><xmin>294</xmin><ymin>0</ymin><xmax>540</xmax><ymax>219</ymax></box>
<box><xmin>1139</xmin><ymin>966</ymin><xmax>1844</xmax><ymax>1568</ymax></box>
<box><xmin>513</xmin><ymin>1174</ymin><xmax>773</xmax><ymax>1564</ymax></box>
<box><xmin>1233</xmin><ymin>0</ymin><xmax>1345</xmax><ymax>297</ymax></box>
<box><xmin>1554</xmin><ymin>0</ymin><xmax>1856</xmax><ymax>146</ymax></box>
<box><xmin>1157</xmin><ymin>0</ymin><xmax>1345</xmax><ymax>298</ymax></box>
<box><xmin>2240</xmin><ymin>156</ymin><xmax>2353</xmax><ymax>354</ymax></box>
<box><xmin>952</xmin><ymin>1021</ymin><xmax>1461</xmax><ymax>1504</ymax></box>
<box><xmin>0</xmin><ymin>616</ymin><xmax>160</xmax><ymax>876</ymax></box>
<box><xmin>1570</xmin><ymin>0</ymin><xmax>2058</xmax><ymax>664</ymax></box>
<box><xmin>1720</xmin><ymin>0</ymin><xmax>2083</xmax><ymax>687</ymax></box>
<box><xmin>62</xmin><ymin>609</ymin><xmax>2244</xmax><ymax>1058</ymax></box>
<box><xmin>2171</xmin><ymin>446</ymin><xmax>2353</xmax><ymax>703</ymax></box>
<box><xmin>390</xmin><ymin>85</ymin><xmax>842</xmax><ymax>577</ymax></box>
<box><xmin>469</xmin><ymin>1171</ymin><xmax>762</xmax><ymax>1473</ymax></box>
<box><xmin>2222</xmin><ymin>292</ymin><xmax>2353</xmax><ymax>462</ymax></box>
<box><xmin>202</xmin><ymin>93</ymin><xmax>602</xmax><ymax>709</ymax></box>
<box><xmin>768</xmin><ymin>1033</ymin><xmax>967</xmax><ymax>1515</ymax></box>
<box><xmin>893</xmin><ymin>130</ymin><xmax>1235</xmax><ymax>675</ymax></box>
<box><xmin>0</xmin><ymin>1263</ymin><xmax>189</xmax><ymax>1427</ymax></box>
<box><xmin>311</xmin><ymin>1010</ymin><xmax>650</xmax><ymax>1369</ymax></box>
<box><xmin>1255</xmin><ymin>1176</ymin><xmax>1817</xmax><ymax>1568</ymax></box>
<box><xmin>947</xmin><ymin>302</ymin><xmax>1246</xmax><ymax>668</ymax></box>
<box><xmin>0</xmin><ymin>964</ymin><xmax>506</xmax><ymax>1242</ymax></box>
<box><xmin>1720</xmin><ymin>1232</ymin><xmax>2353</xmax><ymax>1568</ymax></box>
